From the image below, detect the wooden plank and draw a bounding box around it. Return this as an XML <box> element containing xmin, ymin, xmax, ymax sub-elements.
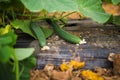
<box><xmin>15</xmin><ymin>19</ymin><xmax>120</xmax><ymax>69</ymax></box>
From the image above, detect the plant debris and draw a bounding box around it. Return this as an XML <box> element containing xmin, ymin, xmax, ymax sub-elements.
<box><xmin>30</xmin><ymin>56</ymin><xmax>120</xmax><ymax>80</ymax></box>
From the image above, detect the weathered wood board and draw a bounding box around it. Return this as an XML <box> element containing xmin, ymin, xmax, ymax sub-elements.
<box><xmin>15</xmin><ymin>19</ymin><xmax>120</xmax><ymax>69</ymax></box>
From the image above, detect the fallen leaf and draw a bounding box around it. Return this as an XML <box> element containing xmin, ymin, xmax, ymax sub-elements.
<box><xmin>69</xmin><ymin>60</ymin><xmax>85</xmax><ymax>69</ymax></box>
<box><xmin>60</xmin><ymin>60</ymin><xmax>85</xmax><ymax>71</ymax></box>
<box><xmin>81</xmin><ymin>70</ymin><xmax>104</xmax><ymax>80</ymax></box>
<box><xmin>51</xmin><ymin>70</ymin><xmax>71</xmax><ymax>80</ymax></box>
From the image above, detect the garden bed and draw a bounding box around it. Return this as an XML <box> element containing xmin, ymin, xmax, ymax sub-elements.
<box><xmin>14</xmin><ymin>19</ymin><xmax>120</xmax><ymax>80</ymax></box>
<box><xmin>15</xmin><ymin>19</ymin><xmax>120</xmax><ymax>69</ymax></box>
<box><xmin>1</xmin><ymin>1</ymin><xmax>120</xmax><ymax>80</ymax></box>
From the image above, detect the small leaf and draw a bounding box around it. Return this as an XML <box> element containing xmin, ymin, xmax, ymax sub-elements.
<box><xmin>40</xmin><ymin>26</ymin><xmax>53</xmax><ymax>38</ymax></box>
<box><xmin>3</xmin><ymin>30</ymin><xmax>17</xmax><ymax>46</ymax></box>
<box><xmin>12</xmin><ymin>48</ymin><xmax>35</xmax><ymax>61</ymax></box>
<box><xmin>75</xmin><ymin>0</ymin><xmax>111</xmax><ymax>23</ymax></box>
<box><xmin>19</xmin><ymin>56</ymin><xmax>36</xmax><ymax>80</ymax></box>
<box><xmin>0</xmin><ymin>46</ymin><xmax>13</xmax><ymax>63</ymax></box>
<box><xmin>11</xmin><ymin>20</ymin><xmax>36</xmax><ymax>38</ymax></box>
<box><xmin>111</xmin><ymin>0</ymin><xmax>120</xmax><ymax>5</ymax></box>
<box><xmin>20</xmin><ymin>0</ymin><xmax>78</xmax><ymax>12</ymax></box>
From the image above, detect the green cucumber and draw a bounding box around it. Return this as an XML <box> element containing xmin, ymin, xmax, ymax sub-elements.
<box><xmin>30</xmin><ymin>21</ymin><xmax>46</xmax><ymax>47</ymax></box>
<box><xmin>46</xmin><ymin>19</ymin><xmax>81</xmax><ymax>44</ymax></box>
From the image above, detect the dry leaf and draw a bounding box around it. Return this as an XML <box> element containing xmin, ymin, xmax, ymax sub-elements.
<box><xmin>44</xmin><ymin>63</ymin><xmax>55</xmax><ymax>71</ymax></box>
<box><xmin>60</xmin><ymin>62</ymin><xmax>71</xmax><ymax>71</ymax></box>
<box><xmin>69</xmin><ymin>60</ymin><xmax>85</xmax><ymax>69</ymax></box>
<box><xmin>51</xmin><ymin>70</ymin><xmax>71</xmax><ymax>80</ymax></box>
<box><xmin>81</xmin><ymin>70</ymin><xmax>104</xmax><ymax>80</ymax></box>
<box><xmin>60</xmin><ymin>60</ymin><xmax>85</xmax><ymax>71</ymax></box>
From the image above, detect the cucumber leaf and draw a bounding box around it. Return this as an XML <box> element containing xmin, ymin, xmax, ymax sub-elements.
<box><xmin>20</xmin><ymin>0</ymin><xmax>78</xmax><ymax>12</ymax></box>
<box><xmin>111</xmin><ymin>0</ymin><xmax>120</xmax><ymax>5</ymax></box>
<box><xmin>0</xmin><ymin>55</ymin><xmax>36</xmax><ymax>80</ymax></box>
<box><xmin>0</xmin><ymin>30</ymin><xmax>17</xmax><ymax>63</ymax></box>
<box><xmin>40</xmin><ymin>26</ymin><xmax>53</xmax><ymax>38</ymax></box>
<box><xmin>0</xmin><ymin>46</ymin><xmax>14</xmax><ymax>63</ymax></box>
<box><xmin>0</xmin><ymin>63</ymin><xmax>15</xmax><ymax>80</ymax></box>
<box><xmin>75</xmin><ymin>0</ymin><xmax>111</xmax><ymax>23</ymax></box>
<box><xmin>19</xmin><ymin>56</ymin><xmax>36</xmax><ymax>80</ymax></box>
<box><xmin>112</xmin><ymin>16</ymin><xmax>120</xmax><ymax>26</ymax></box>
<box><xmin>2</xmin><ymin>30</ymin><xmax>17</xmax><ymax>46</ymax></box>
<box><xmin>11</xmin><ymin>20</ymin><xmax>36</xmax><ymax>38</ymax></box>
<box><xmin>11</xmin><ymin>48</ymin><xmax>35</xmax><ymax>61</ymax></box>
<box><xmin>0</xmin><ymin>36</ymin><xmax>12</xmax><ymax>45</ymax></box>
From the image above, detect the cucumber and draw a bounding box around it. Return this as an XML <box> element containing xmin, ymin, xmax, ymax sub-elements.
<box><xmin>46</xmin><ymin>19</ymin><xmax>81</xmax><ymax>44</ymax></box>
<box><xmin>30</xmin><ymin>21</ymin><xmax>46</xmax><ymax>47</ymax></box>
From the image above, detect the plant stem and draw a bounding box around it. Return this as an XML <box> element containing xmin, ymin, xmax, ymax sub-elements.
<box><xmin>59</xmin><ymin>11</ymin><xmax>76</xmax><ymax>19</ymax></box>
<box><xmin>60</xmin><ymin>12</ymin><xmax>65</xmax><ymax>17</ymax></box>
<box><xmin>11</xmin><ymin>8</ymin><xmax>15</xmax><ymax>20</ymax></box>
<box><xmin>19</xmin><ymin>65</ymin><xmax>24</xmax><ymax>77</ymax></box>
<box><xmin>2</xmin><ymin>10</ymin><xmax>5</xmax><ymax>26</ymax></box>
<box><xmin>12</xmin><ymin>52</ymin><xmax>19</xmax><ymax>80</ymax></box>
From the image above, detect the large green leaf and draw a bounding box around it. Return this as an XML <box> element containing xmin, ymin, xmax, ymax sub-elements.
<box><xmin>11</xmin><ymin>20</ymin><xmax>36</xmax><ymax>38</ymax></box>
<box><xmin>0</xmin><ymin>36</ymin><xmax>12</xmax><ymax>45</ymax></box>
<box><xmin>0</xmin><ymin>46</ymin><xmax>14</xmax><ymax>63</ymax></box>
<box><xmin>111</xmin><ymin>0</ymin><xmax>120</xmax><ymax>5</ymax></box>
<box><xmin>75</xmin><ymin>0</ymin><xmax>111</xmax><ymax>23</ymax></box>
<box><xmin>12</xmin><ymin>48</ymin><xmax>35</xmax><ymax>61</ymax></box>
<box><xmin>2</xmin><ymin>30</ymin><xmax>17</xmax><ymax>46</ymax></box>
<box><xmin>20</xmin><ymin>0</ymin><xmax>78</xmax><ymax>12</ymax></box>
<box><xmin>0</xmin><ymin>63</ymin><xmax>15</xmax><ymax>80</ymax></box>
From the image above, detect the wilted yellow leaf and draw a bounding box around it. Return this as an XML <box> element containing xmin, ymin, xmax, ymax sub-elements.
<box><xmin>60</xmin><ymin>60</ymin><xmax>85</xmax><ymax>71</ymax></box>
<box><xmin>60</xmin><ymin>62</ymin><xmax>70</xmax><ymax>71</ymax></box>
<box><xmin>0</xmin><ymin>24</ymin><xmax>11</xmax><ymax>35</ymax></box>
<box><xmin>69</xmin><ymin>60</ymin><xmax>85</xmax><ymax>69</ymax></box>
<box><xmin>82</xmin><ymin>70</ymin><xmax>104</xmax><ymax>80</ymax></box>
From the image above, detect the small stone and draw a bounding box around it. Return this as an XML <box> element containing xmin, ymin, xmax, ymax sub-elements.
<box><xmin>79</xmin><ymin>39</ymin><xmax>87</xmax><ymax>44</ymax></box>
<box><xmin>41</xmin><ymin>46</ymin><xmax>50</xmax><ymax>51</ymax></box>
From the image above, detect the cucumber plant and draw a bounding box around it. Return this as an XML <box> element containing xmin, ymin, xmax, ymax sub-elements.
<box><xmin>0</xmin><ymin>0</ymin><xmax>120</xmax><ymax>80</ymax></box>
<box><xmin>0</xmin><ymin>25</ymin><xmax>36</xmax><ymax>80</ymax></box>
